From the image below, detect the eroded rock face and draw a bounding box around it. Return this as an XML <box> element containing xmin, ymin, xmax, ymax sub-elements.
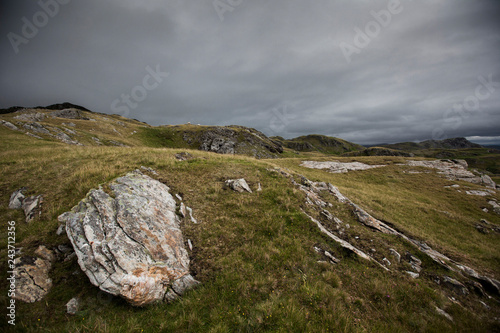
<box><xmin>49</xmin><ymin>108</ymin><xmax>87</xmax><ymax>119</ymax></box>
<box><xmin>59</xmin><ymin>171</ymin><xmax>198</xmax><ymax>306</ymax></box>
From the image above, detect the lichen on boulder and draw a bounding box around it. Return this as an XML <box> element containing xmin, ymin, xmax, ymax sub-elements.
<box><xmin>59</xmin><ymin>171</ymin><xmax>198</xmax><ymax>306</ymax></box>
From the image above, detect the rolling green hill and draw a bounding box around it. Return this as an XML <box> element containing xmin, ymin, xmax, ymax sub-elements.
<box><xmin>1</xmin><ymin>105</ymin><xmax>499</xmax><ymax>332</ymax></box>
<box><xmin>273</xmin><ymin>134</ymin><xmax>364</xmax><ymax>155</ymax></box>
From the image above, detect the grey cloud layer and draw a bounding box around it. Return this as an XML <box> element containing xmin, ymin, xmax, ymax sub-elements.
<box><xmin>1</xmin><ymin>0</ymin><xmax>499</xmax><ymax>144</ymax></box>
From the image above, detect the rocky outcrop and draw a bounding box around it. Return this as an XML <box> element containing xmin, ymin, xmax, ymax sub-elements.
<box><xmin>300</xmin><ymin>161</ymin><xmax>386</xmax><ymax>173</ymax></box>
<box><xmin>406</xmin><ymin>160</ymin><xmax>496</xmax><ymax>189</ymax></box>
<box><xmin>178</xmin><ymin>125</ymin><xmax>282</xmax><ymax>158</ymax></box>
<box><xmin>59</xmin><ymin>171</ymin><xmax>198</xmax><ymax>306</ymax></box>
<box><xmin>1</xmin><ymin>120</ymin><xmax>19</xmax><ymax>131</ymax></box>
<box><xmin>49</xmin><ymin>108</ymin><xmax>88</xmax><ymax>120</ymax></box>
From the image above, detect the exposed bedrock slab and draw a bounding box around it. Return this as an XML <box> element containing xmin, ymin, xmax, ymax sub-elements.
<box><xmin>59</xmin><ymin>171</ymin><xmax>198</xmax><ymax>306</ymax></box>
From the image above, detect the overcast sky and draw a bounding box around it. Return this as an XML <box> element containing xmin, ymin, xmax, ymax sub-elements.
<box><xmin>1</xmin><ymin>0</ymin><xmax>499</xmax><ymax>144</ymax></box>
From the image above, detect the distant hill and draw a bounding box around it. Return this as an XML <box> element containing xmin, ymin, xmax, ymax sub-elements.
<box><xmin>343</xmin><ymin>146</ymin><xmax>414</xmax><ymax>157</ymax></box>
<box><xmin>0</xmin><ymin>104</ymin><xmax>283</xmax><ymax>158</ymax></box>
<box><xmin>0</xmin><ymin>102</ymin><xmax>90</xmax><ymax>114</ymax></box>
<box><xmin>272</xmin><ymin>134</ymin><xmax>364</xmax><ymax>155</ymax></box>
<box><xmin>379</xmin><ymin>137</ymin><xmax>482</xmax><ymax>150</ymax></box>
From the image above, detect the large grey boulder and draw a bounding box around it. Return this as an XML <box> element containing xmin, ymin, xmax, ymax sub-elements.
<box><xmin>59</xmin><ymin>171</ymin><xmax>198</xmax><ymax>306</ymax></box>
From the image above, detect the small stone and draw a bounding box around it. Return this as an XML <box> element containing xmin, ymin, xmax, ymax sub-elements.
<box><xmin>175</xmin><ymin>193</ymin><xmax>183</xmax><ymax>201</ymax></box>
<box><xmin>186</xmin><ymin>206</ymin><xmax>197</xmax><ymax>223</ymax></box>
<box><xmin>56</xmin><ymin>224</ymin><xmax>66</xmax><ymax>236</ymax></box>
<box><xmin>22</xmin><ymin>195</ymin><xmax>43</xmax><ymax>223</ymax></box>
<box><xmin>435</xmin><ymin>307</ymin><xmax>453</xmax><ymax>321</ymax></box>
<box><xmin>225</xmin><ymin>178</ymin><xmax>252</xmax><ymax>193</ymax></box>
<box><xmin>175</xmin><ymin>152</ymin><xmax>194</xmax><ymax>161</ymax></box>
<box><xmin>35</xmin><ymin>245</ymin><xmax>55</xmax><ymax>263</ymax></box>
<box><xmin>1</xmin><ymin>120</ymin><xmax>19</xmax><ymax>131</ymax></box>
<box><xmin>66</xmin><ymin>297</ymin><xmax>80</xmax><ymax>315</ymax></box>
<box><xmin>179</xmin><ymin>202</ymin><xmax>187</xmax><ymax>218</ymax></box>
<box><xmin>324</xmin><ymin>251</ymin><xmax>340</xmax><ymax>264</ymax></box>
<box><xmin>443</xmin><ymin>276</ymin><xmax>469</xmax><ymax>295</ymax></box>
<box><xmin>466</xmin><ymin>190</ymin><xmax>490</xmax><ymax>196</ymax></box>
<box><xmin>406</xmin><ymin>271</ymin><xmax>419</xmax><ymax>279</ymax></box>
<box><xmin>257</xmin><ymin>183</ymin><xmax>262</xmax><ymax>192</ymax></box>
<box><xmin>389</xmin><ymin>249</ymin><xmax>401</xmax><ymax>263</ymax></box>
<box><xmin>9</xmin><ymin>188</ymin><xmax>26</xmax><ymax>209</ymax></box>
<box><xmin>187</xmin><ymin>239</ymin><xmax>193</xmax><ymax>251</ymax></box>
<box><xmin>382</xmin><ymin>258</ymin><xmax>391</xmax><ymax>266</ymax></box>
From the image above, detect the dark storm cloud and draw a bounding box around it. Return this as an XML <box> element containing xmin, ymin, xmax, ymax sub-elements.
<box><xmin>1</xmin><ymin>0</ymin><xmax>499</xmax><ymax>144</ymax></box>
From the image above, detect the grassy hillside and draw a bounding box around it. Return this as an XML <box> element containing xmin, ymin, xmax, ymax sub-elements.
<box><xmin>274</xmin><ymin>135</ymin><xmax>364</xmax><ymax>155</ymax></box>
<box><xmin>1</xmin><ymin>120</ymin><xmax>499</xmax><ymax>332</ymax></box>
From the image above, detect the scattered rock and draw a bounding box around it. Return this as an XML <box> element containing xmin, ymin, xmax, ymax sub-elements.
<box><xmin>23</xmin><ymin>122</ymin><xmax>51</xmax><ymax>135</ymax></box>
<box><xmin>22</xmin><ymin>195</ymin><xmax>43</xmax><ymax>223</ymax></box>
<box><xmin>406</xmin><ymin>271</ymin><xmax>419</xmax><ymax>279</ymax></box>
<box><xmin>185</xmin><ymin>206</ymin><xmax>198</xmax><ymax>224</ymax></box>
<box><xmin>300</xmin><ymin>160</ymin><xmax>386</xmax><ymax>173</ymax></box>
<box><xmin>179</xmin><ymin>202</ymin><xmax>187</xmax><ymax>218</ymax></box>
<box><xmin>406</xmin><ymin>253</ymin><xmax>422</xmax><ymax>273</ymax></box>
<box><xmin>14</xmin><ymin>112</ymin><xmax>46</xmax><ymax>122</ymax></box>
<box><xmin>225</xmin><ymin>178</ymin><xmax>252</xmax><ymax>193</ymax></box>
<box><xmin>62</xmin><ymin>122</ymin><xmax>76</xmax><ymax>127</ymax></box>
<box><xmin>175</xmin><ymin>152</ymin><xmax>194</xmax><ymax>161</ymax></box>
<box><xmin>140</xmin><ymin>166</ymin><xmax>158</xmax><ymax>175</ymax></box>
<box><xmin>56</xmin><ymin>224</ymin><xmax>66</xmax><ymax>236</ymax></box>
<box><xmin>443</xmin><ymin>276</ymin><xmax>469</xmax><ymax>295</ymax></box>
<box><xmin>187</xmin><ymin>239</ymin><xmax>193</xmax><ymax>251</ymax></box>
<box><xmin>34</xmin><ymin>245</ymin><xmax>55</xmax><ymax>263</ymax></box>
<box><xmin>9</xmin><ymin>188</ymin><xmax>26</xmax><ymax>209</ymax></box>
<box><xmin>406</xmin><ymin>160</ymin><xmax>496</xmax><ymax>188</ymax></box>
<box><xmin>25</xmin><ymin>132</ymin><xmax>43</xmax><ymax>139</ymax></box>
<box><xmin>1</xmin><ymin>120</ymin><xmax>19</xmax><ymax>131</ymax></box>
<box><xmin>59</xmin><ymin>171</ymin><xmax>198</xmax><ymax>306</ymax></box>
<box><xmin>14</xmin><ymin>256</ymin><xmax>52</xmax><ymax>303</ymax></box>
<box><xmin>435</xmin><ymin>307</ymin><xmax>453</xmax><ymax>321</ymax></box>
<box><xmin>66</xmin><ymin>297</ymin><xmax>80</xmax><ymax>315</ymax></box>
<box><xmin>382</xmin><ymin>258</ymin><xmax>391</xmax><ymax>266</ymax></box>
<box><xmin>475</xmin><ymin>224</ymin><xmax>489</xmax><ymax>234</ymax></box>
<box><xmin>466</xmin><ymin>190</ymin><xmax>490</xmax><ymax>196</ymax></box>
<box><xmin>257</xmin><ymin>183</ymin><xmax>262</xmax><ymax>192</ymax></box>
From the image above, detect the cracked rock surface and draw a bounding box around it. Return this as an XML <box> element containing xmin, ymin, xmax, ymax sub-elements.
<box><xmin>14</xmin><ymin>256</ymin><xmax>52</xmax><ymax>303</ymax></box>
<box><xmin>59</xmin><ymin>171</ymin><xmax>198</xmax><ymax>306</ymax></box>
